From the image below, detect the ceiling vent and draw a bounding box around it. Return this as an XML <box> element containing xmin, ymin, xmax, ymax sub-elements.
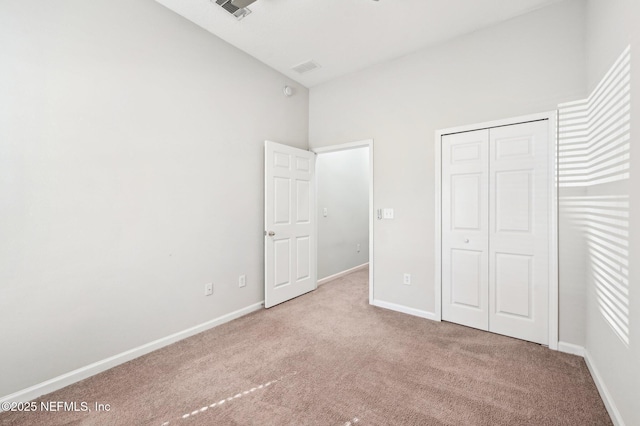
<box><xmin>213</xmin><ymin>0</ymin><xmax>254</xmax><ymax>20</ymax></box>
<box><xmin>291</xmin><ymin>60</ymin><xmax>321</xmax><ymax>74</ymax></box>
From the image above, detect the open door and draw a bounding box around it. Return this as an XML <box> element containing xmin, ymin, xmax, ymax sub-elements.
<box><xmin>264</xmin><ymin>141</ymin><xmax>317</xmax><ymax>308</ymax></box>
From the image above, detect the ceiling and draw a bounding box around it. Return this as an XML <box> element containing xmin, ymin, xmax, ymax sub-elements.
<box><xmin>154</xmin><ymin>0</ymin><xmax>565</xmax><ymax>88</ymax></box>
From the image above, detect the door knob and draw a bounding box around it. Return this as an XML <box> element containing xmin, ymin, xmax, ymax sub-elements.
<box><xmin>267</xmin><ymin>231</ymin><xmax>276</xmax><ymax>237</ymax></box>
<box><xmin>464</xmin><ymin>238</ymin><xmax>470</xmax><ymax>243</ymax></box>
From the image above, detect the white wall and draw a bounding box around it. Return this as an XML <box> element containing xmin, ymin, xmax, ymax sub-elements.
<box><xmin>0</xmin><ymin>0</ymin><xmax>308</xmax><ymax>397</ymax></box>
<box><xmin>317</xmin><ymin>148</ymin><xmax>369</xmax><ymax>279</ymax></box>
<box><xmin>309</xmin><ymin>0</ymin><xmax>587</xmax><ymax>341</ymax></box>
<box><xmin>584</xmin><ymin>1</ymin><xmax>640</xmax><ymax>424</ymax></box>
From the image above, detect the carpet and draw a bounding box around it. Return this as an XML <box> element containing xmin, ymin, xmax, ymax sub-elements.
<box><xmin>0</xmin><ymin>268</ymin><xmax>611</xmax><ymax>425</ymax></box>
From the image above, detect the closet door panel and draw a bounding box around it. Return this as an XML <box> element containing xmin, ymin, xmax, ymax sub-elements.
<box><xmin>441</xmin><ymin>130</ymin><xmax>489</xmax><ymax>331</ymax></box>
<box><xmin>488</xmin><ymin>121</ymin><xmax>549</xmax><ymax>345</ymax></box>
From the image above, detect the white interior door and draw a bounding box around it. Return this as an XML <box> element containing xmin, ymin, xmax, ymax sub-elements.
<box><xmin>441</xmin><ymin>120</ymin><xmax>550</xmax><ymax>345</ymax></box>
<box><xmin>489</xmin><ymin>121</ymin><xmax>549</xmax><ymax>344</ymax></box>
<box><xmin>264</xmin><ymin>141</ymin><xmax>316</xmax><ymax>308</ymax></box>
<box><xmin>441</xmin><ymin>129</ymin><xmax>490</xmax><ymax>330</ymax></box>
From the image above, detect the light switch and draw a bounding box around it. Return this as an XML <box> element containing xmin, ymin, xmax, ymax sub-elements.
<box><xmin>383</xmin><ymin>208</ymin><xmax>394</xmax><ymax>219</ymax></box>
<box><xmin>323</xmin><ymin>208</ymin><xmax>328</xmax><ymax>217</ymax></box>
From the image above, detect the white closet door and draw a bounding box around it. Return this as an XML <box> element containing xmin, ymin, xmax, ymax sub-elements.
<box><xmin>488</xmin><ymin>121</ymin><xmax>549</xmax><ymax>345</ymax></box>
<box><xmin>441</xmin><ymin>129</ymin><xmax>489</xmax><ymax>331</ymax></box>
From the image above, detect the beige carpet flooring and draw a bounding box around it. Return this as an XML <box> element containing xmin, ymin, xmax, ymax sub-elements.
<box><xmin>1</xmin><ymin>268</ymin><xmax>611</xmax><ymax>425</ymax></box>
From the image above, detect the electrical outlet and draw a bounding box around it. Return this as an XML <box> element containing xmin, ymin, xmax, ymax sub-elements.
<box><xmin>403</xmin><ymin>273</ymin><xmax>411</xmax><ymax>285</ymax></box>
<box><xmin>205</xmin><ymin>283</ymin><xmax>213</xmax><ymax>296</ymax></box>
<box><xmin>239</xmin><ymin>274</ymin><xmax>246</xmax><ymax>288</ymax></box>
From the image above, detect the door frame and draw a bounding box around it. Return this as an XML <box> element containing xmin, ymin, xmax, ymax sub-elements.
<box><xmin>312</xmin><ymin>140</ymin><xmax>375</xmax><ymax>303</ymax></box>
<box><xmin>434</xmin><ymin>111</ymin><xmax>559</xmax><ymax>350</ymax></box>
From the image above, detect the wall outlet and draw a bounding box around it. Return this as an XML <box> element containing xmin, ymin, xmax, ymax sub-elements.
<box><xmin>205</xmin><ymin>283</ymin><xmax>213</xmax><ymax>296</ymax></box>
<box><xmin>403</xmin><ymin>273</ymin><xmax>411</xmax><ymax>285</ymax></box>
<box><xmin>239</xmin><ymin>274</ymin><xmax>246</xmax><ymax>288</ymax></box>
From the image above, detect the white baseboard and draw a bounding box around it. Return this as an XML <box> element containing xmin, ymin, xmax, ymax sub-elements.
<box><xmin>584</xmin><ymin>349</ymin><xmax>625</xmax><ymax>426</ymax></box>
<box><xmin>371</xmin><ymin>299</ymin><xmax>438</xmax><ymax>321</ymax></box>
<box><xmin>557</xmin><ymin>341</ymin><xmax>585</xmax><ymax>357</ymax></box>
<box><xmin>0</xmin><ymin>302</ymin><xmax>264</xmax><ymax>408</ymax></box>
<box><xmin>317</xmin><ymin>263</ymin><xmax>369</xmax><ymax>286</ymax></box>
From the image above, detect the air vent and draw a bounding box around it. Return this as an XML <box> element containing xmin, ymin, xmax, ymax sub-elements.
<box><xmin>213</xmin><ymin>0</ymin><xmax>252</xmax><ymax>20</ymax></box>
<box><xmin>291</xmin><ymin>60</ymin><xmax>321</xmax><ymax>74</ymax></box>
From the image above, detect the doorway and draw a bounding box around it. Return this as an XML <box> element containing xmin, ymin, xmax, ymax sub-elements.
<box><xmin>313</xmin><ymin>140</ymin><xmax>374</xmax><ymax>303</ymax></box>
